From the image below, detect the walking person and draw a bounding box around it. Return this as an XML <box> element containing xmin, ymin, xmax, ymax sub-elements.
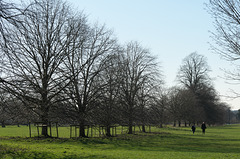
<box><xmin>191</xmin><ymin>124</ymin><xmax>196</xmax><ymax>134</ymax></box>
<box><xmin>201</xmin><ymin>122</ymin><xmax>207</xmax><ymax>134</ymax></box>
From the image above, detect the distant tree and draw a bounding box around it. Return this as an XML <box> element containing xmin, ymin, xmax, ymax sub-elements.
<box><xmin>0</xmin><ymin>89</ymin><xmax>11</xmax><ymax>127</ymax></box>
<box><xmin>177</xmin><ymin>52</ymin><xmax>212</xmax><ymax>122</ymax></box>
<box><xmin>177</xmin><ymin>52</ymin><xmax>227</xmax><ymax>124</ymax></box>
<box><xmin>177</xmin><ymin>52</ymin><xmax>211</xmax><ymax>93</ymax></box>
<box><xmin>196</xmin><ymin>84</ymin><xmax>220</xmax><ymax>124</ymax></box>
<box><xmin>0</xmin><ymin>89</ymin><xmax>31</xmax><ymax>127</ymax></box>
<box><xmin>168</xmin><ymin>87</ymin><xmax>181</xmax><ymax>126</ymax></box>
<box><xmin>168</xmin><ymin>87</ymin><xmax>199</xmax><ymax>126</ymax></box>
<box><xmin>148</xmin><ymin>87</ymin><xmax>168</xmax><ymax>128</ymax></box>
<box><xmin>214</xmin><ymin>102</ymin><xmax>231</xmax><ymax>124</ymax></box>
<box><xmin>237</xmin><ymin>109</ymin><xmax>240</xmax><ymax>121</ymax></box>
<box><xmin>178</xmin><ymin>89</ymin><xmax>199</xmax><ymax>126</ymax></box>
<box><xmin>208</xmin><ymin>0</ymin><xmax>240</xmax><ymax>96</ymax></box>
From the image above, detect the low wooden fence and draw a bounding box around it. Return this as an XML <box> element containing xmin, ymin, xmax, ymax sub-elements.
<box><xmin>28</xmin><ymin>123</ymin><xmax>153</xmax><ymax>138</ymax></box>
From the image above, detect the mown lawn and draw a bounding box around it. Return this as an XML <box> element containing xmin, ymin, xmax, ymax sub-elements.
<box><xmin>0</xmin><ymin>124</ymin><xmax>240</xmax><ymax>158</ymax></box>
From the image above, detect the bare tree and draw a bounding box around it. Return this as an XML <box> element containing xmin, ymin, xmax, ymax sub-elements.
<box><xmin>91</xmin><ymin>51</ymin><xmax>124</xmax><ymax>137</ymax></box>
<box><xmin>168</xmin><ymin>87</ymin><xmax>189</xmax><ymax>126</ymax></box>
<box><xmin>167</xmin><ymin>87</ymin><xmax>199</xmax><ymax>126</ymax></box>
<box><xmin>148</xmin><ymin>87</ymin><xmax>168</xmax><ymax>128</ymax></box>
<box><xmin>176</xmin><ymin>52</ymin><xmax>212</xmax><ymax>123</ymax></box>
<box><xmin>208</xmin><ymin>0</ymin><xmax>240</xmax><ymax>96</ymax></box>
<box><xmin>176</xmin><ymin>52</ymin><xmax>228</xmax><ymax>124</ymax></box>
<box><xmin>135</xmin><ymin>83</ymin><xmax>150</xmax><ymax>132</ymax></box>
<box><xmin>119</xmin><ymin>41</ymin><xmax>160</xmax><ymax>134</ymax></box>
<box><xmin>0</xmin><ymin>0</ymin><xmax>78</xmax><ymax>137</ymax></box>
<box><xmin>63</xmin><ymin>22</ymin><xmax>117</xmax><ymax>137</ymax></box>
<box><xmin>177</xmin><ymin>52</ymin><xmax>211</xmax><ymax>93</ymax></box>
<box><xmin>135</xmin><ymin>74</ymin><xmax>163</xmax><ymax>132</ymax></box>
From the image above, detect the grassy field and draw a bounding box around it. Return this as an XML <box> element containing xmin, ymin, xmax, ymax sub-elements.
<box><xmin>0</xmin><ymin>124</ymin><xmax>240</xmax><ymax>158</ymax></box>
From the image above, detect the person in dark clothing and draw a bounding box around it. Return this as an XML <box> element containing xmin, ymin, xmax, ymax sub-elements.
<box><xmin>201</xmin><ymin>122</ymin><xmax>207</xmax><ymax>134</ymax></box>
<box><xmin>191</xmin><ymin>124</ymin><xmax>196</xmax><ymax>134</ymax></box>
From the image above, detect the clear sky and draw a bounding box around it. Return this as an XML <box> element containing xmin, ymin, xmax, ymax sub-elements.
<box><xmin>66</xmin><ymin>0</ymin><xmax>240</xmax><ymax>110</ymax></box>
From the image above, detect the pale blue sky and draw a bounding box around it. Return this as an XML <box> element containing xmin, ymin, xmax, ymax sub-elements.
<box><xmin>67</xmin><ymin>0</ymin><xmax>240</xmax><ymax>110</ymax></box>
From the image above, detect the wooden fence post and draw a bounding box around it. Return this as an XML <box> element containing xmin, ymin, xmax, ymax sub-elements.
<box><xmin>56</xmin><ymin>123</ymin><xmax>59</xmax><ymax>138</ymax></box>
<box><xmin>29</xmin><ymin>122</ymin><xmax>31</xmax><ymax>138</ymax></box>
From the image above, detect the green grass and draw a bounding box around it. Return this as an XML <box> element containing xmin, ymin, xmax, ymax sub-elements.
<box><xmin>0</xmin><ymin>124</ymin><xmax>240</xmax><ymax>158</ymax></box>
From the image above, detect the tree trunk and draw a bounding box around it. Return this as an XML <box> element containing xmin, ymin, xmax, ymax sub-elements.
<box><xmin>159</xmin><ymin>123</ymin><xmax>163</xmax><ymax>128</ymax></box>
<box><xmin>1</xmin><ymin>121</ymin><xmax>6</xmax><ymax>128</ymax></box>
<box><xmin>128</xmin><ymin>107</ymin><xmax>133</xmax><ymax>134</ymax></box>
<box><xmin>173</xmin><ymin>121</ymin><xmax>176</xmax><ymax>127</ymax></box>
<box><xmin>41</xmin><ymin>117</ymin><xmax>48</xmax><ymax>137</ymax></box>
<box><xmin>178</xmin><ymin>121</ymin><xmax>181</xmax><ymax>127</ymax></box>
<box><xmin>142</xmin><ymin>125</ymin><xmax>146</xmax><ymax>132</ymax></box>
<box><xmin>41</xmin><ymin>112</ymin><xmax>49</xmax><ymax>137</ymax></box>
<box><xmin>78</xmin><ymin>107</ymin><xmax>87</xmax><ymax>137</ymax></box>
<box><xmin>128</xmin><ymin>125</ymin><xmax>133</xmax><ymax>134</ymax></box>
<box><xmin>78</xmin><ymin>113</ymin><xmax>86</xmax><ymax>137</ymax></box>
<box><xmin>106</xmin><ymin>126</ymin><xmax>111</xmax><ymax>137</ymax></box>
<box><xmin>79</xmin><ymin>126</ymin><xmax>85</xmax><ymax>137</ymax></box>
<box><xmin>79</xmin><ymin>121</ymin><xmax>86</xmax><ymax>138</ymax></box>
<box><xmin>40</xmin><ymin>92</ymin><xmax>49</xmax><ymax>137</ymax></box>
<box><xmin>42</xmin><ymin>124</ymin><xmax>48</xmax><ymax>137</ymax></box>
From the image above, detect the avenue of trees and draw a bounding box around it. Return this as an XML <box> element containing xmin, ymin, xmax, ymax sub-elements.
<box><xmin>0</xmin><ymin>0</ymin><xmax>233</xmax><ymax>137</ymax></box>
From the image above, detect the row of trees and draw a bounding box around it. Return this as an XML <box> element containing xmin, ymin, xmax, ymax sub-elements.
<box><xmin>0</xmin><ymin>0</ymin><xmax>233</xmax><ymax>137</ymax></box>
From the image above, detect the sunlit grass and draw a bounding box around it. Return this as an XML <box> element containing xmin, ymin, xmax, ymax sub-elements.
<box><xmin>0</xmin><ymin>125</ymin><xmax>151</xmax><ymax>138</ymax></box>
<box><xmin>0</xmin><ymin>124</ymin><xmax>240</xmax><ymax>158</ymax></box>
